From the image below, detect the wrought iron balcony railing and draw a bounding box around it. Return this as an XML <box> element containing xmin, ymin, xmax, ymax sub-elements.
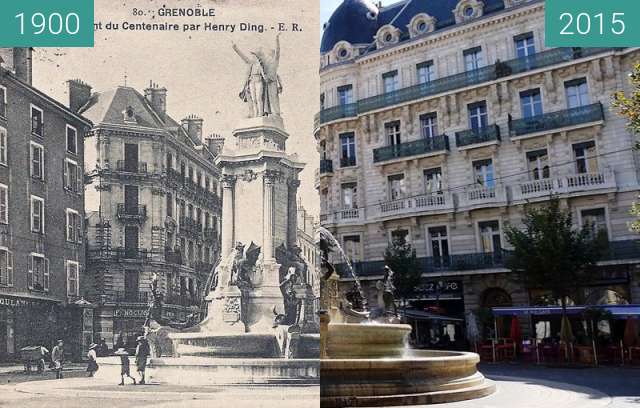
<box><xmin>116</xmin><ymin>204</ymin><xmax>147</xmax><ymax>222</ymax></box>
<box><xmin>116</xmin><ymin>161</ymin><xmax>148</xmax><ymax>174</ymax></box>
<box><xmin>373</xmin><ymin>135</ymin><xmax>450</xmax><ymax>163</ymax></box>
<box><xmin>509</xmin><ymin>103</ymin><xmax>604</xmax><ymax>137</ymax></box>
<box><xmin>320</xmin><ymin>159</ymin><xmax>334</xmax><ymax>174</ymax></box>
<box><xmin>455</xmin><ymin>124</ymin><xmax>501</xmax><ymax>148</ymax></box>
<box><xmin>316</xmin><ymin>47</ymin><xmax>616</xmax><ymax>125</ymax></box>
<box><xmin>89</xmin><ymin>247</ymin><xmax>151</xmax><ymax>261</ymax></box>
<box><xmin>601</xmin><ymin>240</ymin><xmax>640</xmax><ymax>261</ymax></box>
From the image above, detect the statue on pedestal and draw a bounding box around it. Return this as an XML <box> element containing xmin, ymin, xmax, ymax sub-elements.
<box><xmin>232</xmin><ymin>34</ymin><xmax>283</xmax><ymax>118</ymax></box>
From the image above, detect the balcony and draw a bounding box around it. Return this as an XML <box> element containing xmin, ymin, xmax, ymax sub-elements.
<box><xmin>373</xmin><ymin>135</ymin><xmax>450</xmax><ymax>164</ymax></box>
<box><xmin>116</xmin><ymin>204</ymin><xmax>147</xmax><ymax>223</ymax></box>
<box><xmin>459</xmin><ymin>184</ymin><xmax>507</xmax><ymax>210</ymax></box>
<box><xmin>116</xmin><ymin>160</ymin><xmax>148</xmax><ymax>174</ymax></box>
<box><xmin>455</xmin><ymin>125</ymin><xmax>501</xmax><ymax>149</ymax></box>
<box><xmin>320</xmin><ymin>159</ymin><xmax>334</xmax><ymax>174</ymax></box>
<box><xmin>509</xmin><ymin>103</ymin><xmax>604</xmax><ymax>139</ymax></box>
<box><xmin>601</xmin><ymin>240</ymin><xmax>640</xmax><ymax>262</ymax></box>
<box><xmin>511</xmin><ymin>169</ymin><xmax>616</xmax><ymax>202</ymax></box>
<box><xmin>316</xmin><ymin>48</ymin><xmax>616</xmax><ymax>125</ymax></box>
<box><xmin>376</xmin><ymin>192</ymin><xmax>453</xmax><ymax>219</ymax></box>
<box><xmin>89</xmin><ymin>247</ymin><xmax>151</xmax><ymax>262</ymax></box>
<box><xmin>321</xmin><ymin>208</ymin><xmax>365</xmax><ymax>225</ymax></box>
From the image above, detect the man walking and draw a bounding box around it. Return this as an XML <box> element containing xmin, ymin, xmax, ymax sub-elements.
<box><xmin>135</xmin><ymin>336</ymin><xmax>150</xmax><ymax>385</ymax></box>
<box><xmin>51</xmin><ymin>340</ymin><xmax>65</xmax><ymax>379</ymax></box>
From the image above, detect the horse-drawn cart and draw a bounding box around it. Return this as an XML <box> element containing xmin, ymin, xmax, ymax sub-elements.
<box><xmin>20</xmin><ymin>346</ymin><xmax>48</xmax><ymax>374</ymax></box>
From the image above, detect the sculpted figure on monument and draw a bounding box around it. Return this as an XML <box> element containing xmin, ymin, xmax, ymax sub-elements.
<box><xmin>229</xmin><ymin>241</ymin><xmax>261</xmax><ymax>287</ymax></box>
<box><xmin>232</xmin><ymin>33</ymin><xmax>283</xmax><ymax>118</ymax></box>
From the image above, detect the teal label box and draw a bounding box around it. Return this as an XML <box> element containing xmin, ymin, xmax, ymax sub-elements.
<box><xmin>0</xmin><ymin>0</ymin><xmax>94</xmax><ymax>47</ymax></box>
<box><xmin>546</xmin><ymin>0</ymin><xmax>640</xmax><ymax>47</ymax></box>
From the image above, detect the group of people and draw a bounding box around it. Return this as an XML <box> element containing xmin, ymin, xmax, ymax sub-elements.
<box><xmin>48</xmin><ymin>335</ymin><xmax>151</xmax><ymax>385</ymax></box>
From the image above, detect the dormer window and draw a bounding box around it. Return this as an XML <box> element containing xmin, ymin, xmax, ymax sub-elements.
<box><xmin>453</xmin><ymin>0</ymin><xmax>485</xmax><ymax>23</ymax></box>
<box><xmin>407</xmin><ymin>13</ymin><xmax>437</xmax><ymax>38</ymax></box>
<box><xmin>375</xmin><ymin>25</ymin><xmax>400</xmax><ymax>48</ymax></box>
<box><xmin>123</xmin><ymin>106</ymin><xmax>136</xmax><ymax>123</ymax></box>
<box><xmin>464</xmin><ymin>6</ymin><xmax>475</xmax><ymax>17</ymax></box>
<box><xmin>333</xmin><ymin>41</ymin><xmax>353</xmax><ymax>62</ymax></box>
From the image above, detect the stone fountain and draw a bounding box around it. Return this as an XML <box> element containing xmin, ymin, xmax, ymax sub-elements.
<box><xmin>319</xmin><ymin>229</ymin><xmax>494</xmax><ymax>407</ymax></box>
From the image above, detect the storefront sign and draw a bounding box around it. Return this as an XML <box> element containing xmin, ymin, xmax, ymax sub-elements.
<box><xmin>0</xmin><ymin>296</ymin><xmax>49</xmax><ymax>308</ymax></box>
<box><xmin>113</xmin><ymin>308</ymin><xmax>147</xmax><ymax>319</ymax></box>
<box><xmin>414</xmin><ymin>280</ymin><xmax>463</xmax><ymax>300</ymax></box>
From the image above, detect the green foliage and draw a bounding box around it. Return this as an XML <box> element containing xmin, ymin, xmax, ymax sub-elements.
<box><xmin>612</xmin><ymin>63</ymin><xmax>640</xmax><ymax>233</ymax></box>
<box><xmin>384</xmin><ymin>232</ymin><xmax>421</xmax><ymax>305</ymax></box>
<box><xmin>505</xmin><ymin>198</ymin><xmax>606</xmax><ymax>309</ymax></box>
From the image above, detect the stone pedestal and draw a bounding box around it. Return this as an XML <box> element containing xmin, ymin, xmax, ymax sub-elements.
<box><xmin>203</xmin><ymin>282</ymin><xmax>246</xmax><ymax>334</ymax></box>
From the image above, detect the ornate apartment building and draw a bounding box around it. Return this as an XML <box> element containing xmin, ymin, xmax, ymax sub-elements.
<box><xmin>0</xmin><ymin>48</ymin><xmax>93</xmax><ymax>359</ymax></box>
<box><xmin>317</xmin><ymin>0</ymin><xmax>640</xmax><ymax>332</ymax></box>
<box><xmin>70</xmin><ymin>81</ymin><xmax>222</xmax><ymax>349</ymax></box>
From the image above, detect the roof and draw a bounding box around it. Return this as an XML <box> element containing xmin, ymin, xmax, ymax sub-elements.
<box><xmin>321</xmin><ymin>0</ymin><xmax>506</xmax><ymax>54</ymax></box>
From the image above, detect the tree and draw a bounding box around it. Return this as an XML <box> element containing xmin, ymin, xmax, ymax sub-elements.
<box><xmin>505</xmin><ymin>198</ymin><xmax>606</xmax><ymax>321</ymax></box>
<box><xmin>384</xmin><ymin>232</ymin><xmax>421</xmax><ymax>316</ymax></box>
<box><xmin>612</xmin><ymin>63</ymin><xmax>640</xmax><ymax>233</ymax></box>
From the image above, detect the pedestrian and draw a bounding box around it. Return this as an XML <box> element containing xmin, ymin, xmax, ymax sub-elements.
<box><xmin>86</xmin><ymin>343</ymin><xmax>99</xmax><ymax>377</ymax></box>
<box><xmin>135</xmin><ymin>336</ymin><xmax>150</xmax><ymax>385</ymax></box>
<box><xmin>114</xmin><ymin>347</ymin><xmax>136</xmax><ymax>385</ymax></box>
<box><xmin>51</xmin><ymin>340</ymin><xmax>65</xmax><ymax>379</ymax></box>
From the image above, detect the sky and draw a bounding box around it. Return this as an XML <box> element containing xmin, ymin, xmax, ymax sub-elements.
<box><xmin>32</xmin><ymin>0</ymin><xmax>320</xmax><ymax>216</ymax></box>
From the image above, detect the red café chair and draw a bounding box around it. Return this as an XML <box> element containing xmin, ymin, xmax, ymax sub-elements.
<box><xmin>477</xmin><ymin>340</ymin><xmax>495</xmax><ymax>362</ymax></box>
<box><xmin>495</xmin><ymin>338</ymin><xmax>516</xmax><ymax>361</ymax></box>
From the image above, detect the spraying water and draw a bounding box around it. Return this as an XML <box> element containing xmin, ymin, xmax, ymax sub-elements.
<box><xmin>318</xmin><ymin>226</ymin><xmax>368</xmax><ymax>312</ymax></box>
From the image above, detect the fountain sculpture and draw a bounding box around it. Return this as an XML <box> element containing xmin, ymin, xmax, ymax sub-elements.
<box><xmin>319</xmin><ymin>228</ymin><xmax>495</xmax><ymax>407</ymax></box>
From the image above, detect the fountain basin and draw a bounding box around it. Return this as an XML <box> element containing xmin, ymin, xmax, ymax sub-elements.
<box><xmin>321</xmin><ymin>350</ymin><xmax>495</xmax><ymax>407</ymax></box>
<box><xmin>327</xmin><ymin>323</ymin><xmax>411</xmax><ymax>359</ymax></box>
<box><xmin>169</xmin><ymin>332</ymin><xmax>281</xmax><ymax>358</ymax></box>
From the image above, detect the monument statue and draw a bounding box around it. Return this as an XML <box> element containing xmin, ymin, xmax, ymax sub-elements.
<box><xmin>229</xmin><ymin>241</ymin><xmax>261</xmax><ymax>287</ymax></box>
<box><xmin>232</xmin><ymin>33</ymin><xmax>283</xmax><ymax>118</ymax></box>
<box><xmin>375</xmin><ymin>265</ymin><xmax>398</xmax><ymax>317</ymax></box>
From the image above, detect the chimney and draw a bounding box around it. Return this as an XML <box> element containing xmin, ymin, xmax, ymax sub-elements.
<box><xmin>205</xmin><ymin>133</ymin><xmax>225</xmax><ymax>155</ymax></box>
<box><xmin>0</xmin><ymin>48</ymin><xmax>33</xmax><ymax>85</ymax></box>
<box><xmin>181</xmin><ymin>114</ymin><xmax>204</xmax><ymax>142</ymax></box>
<box><xmin>144</xmin><ymin>81</ymin><xmax>167</xmax><ymax>121</ymax></box>
<box><xmin>67</xmin><ymin>79</ymin><xmax>92</xmax><ymax>112</ymax></box>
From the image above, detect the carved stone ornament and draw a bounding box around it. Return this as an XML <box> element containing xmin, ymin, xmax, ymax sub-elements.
<box><xmin>375</xmin><ymin>25</ymin><xmax>401</xmax><ymax>49</ymax></box>
<box><xmin>407</xmin><ymin>13</ymin><xmax>437</xmax><ymax>38</ymax></box>
<box><xmin>240</xmin><ymin>169</ymin><xmax>258</xmax><ymax>182</ymax></box>
<box><xmin>333</xmin><ymin>41</ymin><xmax>353</xmax><ymax>62</ymax></box>
<box><xmin>221</xmin><ymin>174</ymin><xmax>237</xmax><ymax>189</ymax></box>
<box><xmin>453</xmin><ymin>0</ymin><xmax>485</xmax><ymax>24</ymax></box>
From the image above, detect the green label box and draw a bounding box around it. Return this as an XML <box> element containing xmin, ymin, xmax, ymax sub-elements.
<box><xmin>546</xmin><ymin>0</ymin><xmax>640</xmax><ymax>47</ymax></box>
<box><xmin>0</xmin><ymin>0</ymin><xmax>94</xmax><ymax>47</ymax></box>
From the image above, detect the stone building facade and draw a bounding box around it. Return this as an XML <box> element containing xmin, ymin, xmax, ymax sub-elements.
<box><xmin>72</xmin><ymin>81</ymin><xmax>222</xmax><ymax>349</ymax></box>
<box><xmin>318</xmin><ymin>0</ymin><xmax>640</xmax><ymax>340</ymax></box>
<box><xmin>0</xmin><ymin>48</ymin><xmax>93</xmax><ymax>360</ymax></box>
<box><xmin>297</xmin><ymin>202</ymin><xmax>320</xmax><ymax>306</ymax></box>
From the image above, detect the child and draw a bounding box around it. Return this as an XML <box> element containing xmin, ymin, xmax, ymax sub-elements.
<box><xmin>114</xmin><ymin>348</ymin><xmax>136</xmax><ymax>385</ymax></box>
<box><xmin>86</xmin><ymin>343</ymin><xmax>99</xmax><ymax>377</ymax></box>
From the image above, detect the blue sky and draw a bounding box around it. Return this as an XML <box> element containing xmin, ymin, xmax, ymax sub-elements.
<box><xmin>321</xmin><ymin>0</ymin><xmax>397</xmax><ymax>35</ymax></box>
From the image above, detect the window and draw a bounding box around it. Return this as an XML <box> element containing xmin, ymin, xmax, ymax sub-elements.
<box><xmin>166</xmin><ymin>152</ymin><xmax>173</xmax><ymax>170</ymax></box>
<box><xmin>473</xmin><ymin>159</ymin><xmax>495</xmax><ymax>188</ymax></box>
<box><xmin>385</xmin><ymin>121</ymin><xmax>401</xmax><ymax>146</ymax></box>
<box><xmin>581</xmin><ymin>208</ymin><xmax>607</xmax><ymax>238</ymax></box>
<box><xmin>0</xmin><ymin>86</ymin><xmax>6</xmax><ymax>118</ymax></box>
<box><xmin>66</xmin><ymin>209</ymin><xmax>82</xmax><ymax>243</ymax></box>
<box><xmin>31</xmin><ymin>196</ymin><xmax>44</xmax><ymax>233</ymax></box>
<box><xmin>573</xmin><ymin>141</ymin><xmax>597</xmax><ymax>174</ymax></box>
<box><xmin>66</xmin><ymin>261</ymin><xmax>79</xmax><ymax>297</ymax></box>
<box><xmin>388</xmin><ymin>174</ymin><xmax>405</xmax><ymax>201</ymax></box>
<box><xmin>526</xmin><ymin>149</ymin><xmax>550</xmax><ymax>180</ymax></box>
<box><xmin>0</xmin><ymin>249</ymin><xmax>13</xmax><ymax>286</ymax></box>
<box><xmin>468</xmin><ymin>102</ymin><xmax>488</xmax><ymax>130</ymax></box>
<box><xmin>66</xmin><ymin>125</ymin><xmax>77</xmax><ymax>154</ymax></box>
<box><xmin>417</xmin><ymin>61</ymin><xmax>435</xmax><ymax>84</ymax></box>
<box><xmin>339</xmin><ymin>132</ymin><xmax>356</xmax><ymax>167</ymax></box>
<box><xmin>0</xmin><ymin>126</ymin><xmax>6</xmax><ymax>165</ymax></box>
<box><xmin>341</xmin><ymin>183</ymin><xmax>357</xmax><ymax>209</ymax></box>
<box><xmin>166</xmin><ymin>192</ymin><xmax>173</xmax><ymax>217</ymax></box>
<box><xmin>479</xmin><ymin>221</ymin><xmax>502</xmax><ymax>253</ymax></box>
<box><xmin>428</xmin><ymin>227</ymin><xmax>449</xmax><ymax>267</ymax></box>
<box><xmin>565</xmin><ymin>78</ymin><xmax>590</xmax><ymax>108</ymax></box>
<box><xmin>464</xmin><ymin>47</ymin><xmax>483</xmax><ymax>71</ymax></box>
<box><xmin>382</xmin><ymin>70</ymin><xmax>399</xmax><ymax>93</ymax></box>
<box><xmin>28</xmin><ymin>254</ymin><xmax>49</xmax><ymax>292</ymax></box>
<box><xmin>343</xmin><ymin>235</ymin><xmax>362</xmax><ymax>263</ymax></box>
<box><xmin>31</xmin><ymin>105</ymin><xmax>44</xmax><ymax>136</ymax></box>
<box><xmin>30</xmin><ymin>142</ymin><xmax>44</xmax><ymax>180</ymax></box>
<box><xmin>0</xmin><ymin>184</ymin><xmax>7</xmax><ymax>224</ymax></box>
<box><xmin>64</xmin><ymin>159</ymin><xmax>82</xmax><ymax>193</ymax></box>
<box><xmin>420</xmin><ymin>113</ymin><xmax>438</xmax><ymax>139</ymax></box>
<box><xmin>423</xmin><ymin>168</ymin><xmax>443</xmax><ymax>193</ymax></box>
<box><xmin>337</xmin><ymin>85</ymin><xmax>353</xmax><ymax>106</ymax></box>
<box><xmin>514</xmin><ymin>33</ymin><xmax>535</xmax><ymax>58</ymax></box>
<box><xmin>320</xmin><ymin>93</ymin><xmax>325</xmax><ymax>110</ymax></box>
<box><xmin>520</xmin><ymin>89</ymin><xmax>543</xmax><ymax>118</ymax></box>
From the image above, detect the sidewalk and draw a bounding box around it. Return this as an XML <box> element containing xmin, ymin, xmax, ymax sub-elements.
<box><xmin>0</xmin><ymin>363</ymin><xmax>85</xmax><ymax>375</ymax></box>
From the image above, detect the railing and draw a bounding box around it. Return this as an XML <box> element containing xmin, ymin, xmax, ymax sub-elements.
<box><xmin>373</xmin><ymin>135</ymin><xmax>450</xmax><ymax>163</ymax></box>
<box><xmin>316</xmin><ymin>47</ymin><xmax>617</xmax><ymax>125</ymax></box>
<box><xmin>509</xmin><ymin>103</ymin><xmax>604</xmax><ymax>137</ymax></box>
<box><xmin>116</xmin><ymin>204</ymin><xmax>147</xmax><ymax>221</ymax></box>
<box><xmin>89</xmin><ymin>247</ymin><xmax>151</xmax><ymax>261</ymax></box>
<box><xmin>566</xmin><ymin>172</ymin><xmax>608</xmax><ymax>191</ymax></box>
<box><xmin>512</xmin><ymin>170</ymin><xmax>614</xmax><ymax>201</ymax></box>
<box><xmin>414</xmin><ymin>193</ymin><xmax>447</xmax><ymax>209</ymax></box>
<box><xmin>380</xmin><ymin>199</ymin><xmax>407</xmax><ymax>213</ymax></box>
<box><xmin>340</xmin><ymin>208</ymin><xmax>361</xmax><ymax>220</ymax></box>
<box><xmin>320</xmin><ymin>159</ymin><xmax>334</xmax><ymax>174</ymax></box>
<box><xmin>340</xmin><ymin>157</ymin><xmax>357</xmax><ymax>168</ymax></box>
<box><xmin>602</xmin><ymin>240</ymin><xmax>640</xmax><ymax>261</ymax></box>
<box><xmin>116</xmin><ymin>161</ymin><xmax>148</xmax><ymax>174</ymax></box>
<box><xmin>459</xmin><ymin>184</ymin><xmax>507</xmax><ymax>209</ymax></box>
<box><xmin>455</xmin><ymin>124</ymin><xmax>500</xmax><ymax>148</ymax></box>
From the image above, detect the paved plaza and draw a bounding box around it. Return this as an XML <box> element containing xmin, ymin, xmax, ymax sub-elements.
<box><xmin>0</xmin><ymin>363</ymin><xmax>637</xmax><ymax>407</ymax></box>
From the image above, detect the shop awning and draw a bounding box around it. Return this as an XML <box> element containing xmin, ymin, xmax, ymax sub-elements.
<box><xmin>492</xmin><ymin>304</ymin><xmax>640</xmax><ymax>318</ymax></box>
<box><xmin>402</xmin><ymin>309</ymin><xmax>463</xmax><ymax>322</ymax></box>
